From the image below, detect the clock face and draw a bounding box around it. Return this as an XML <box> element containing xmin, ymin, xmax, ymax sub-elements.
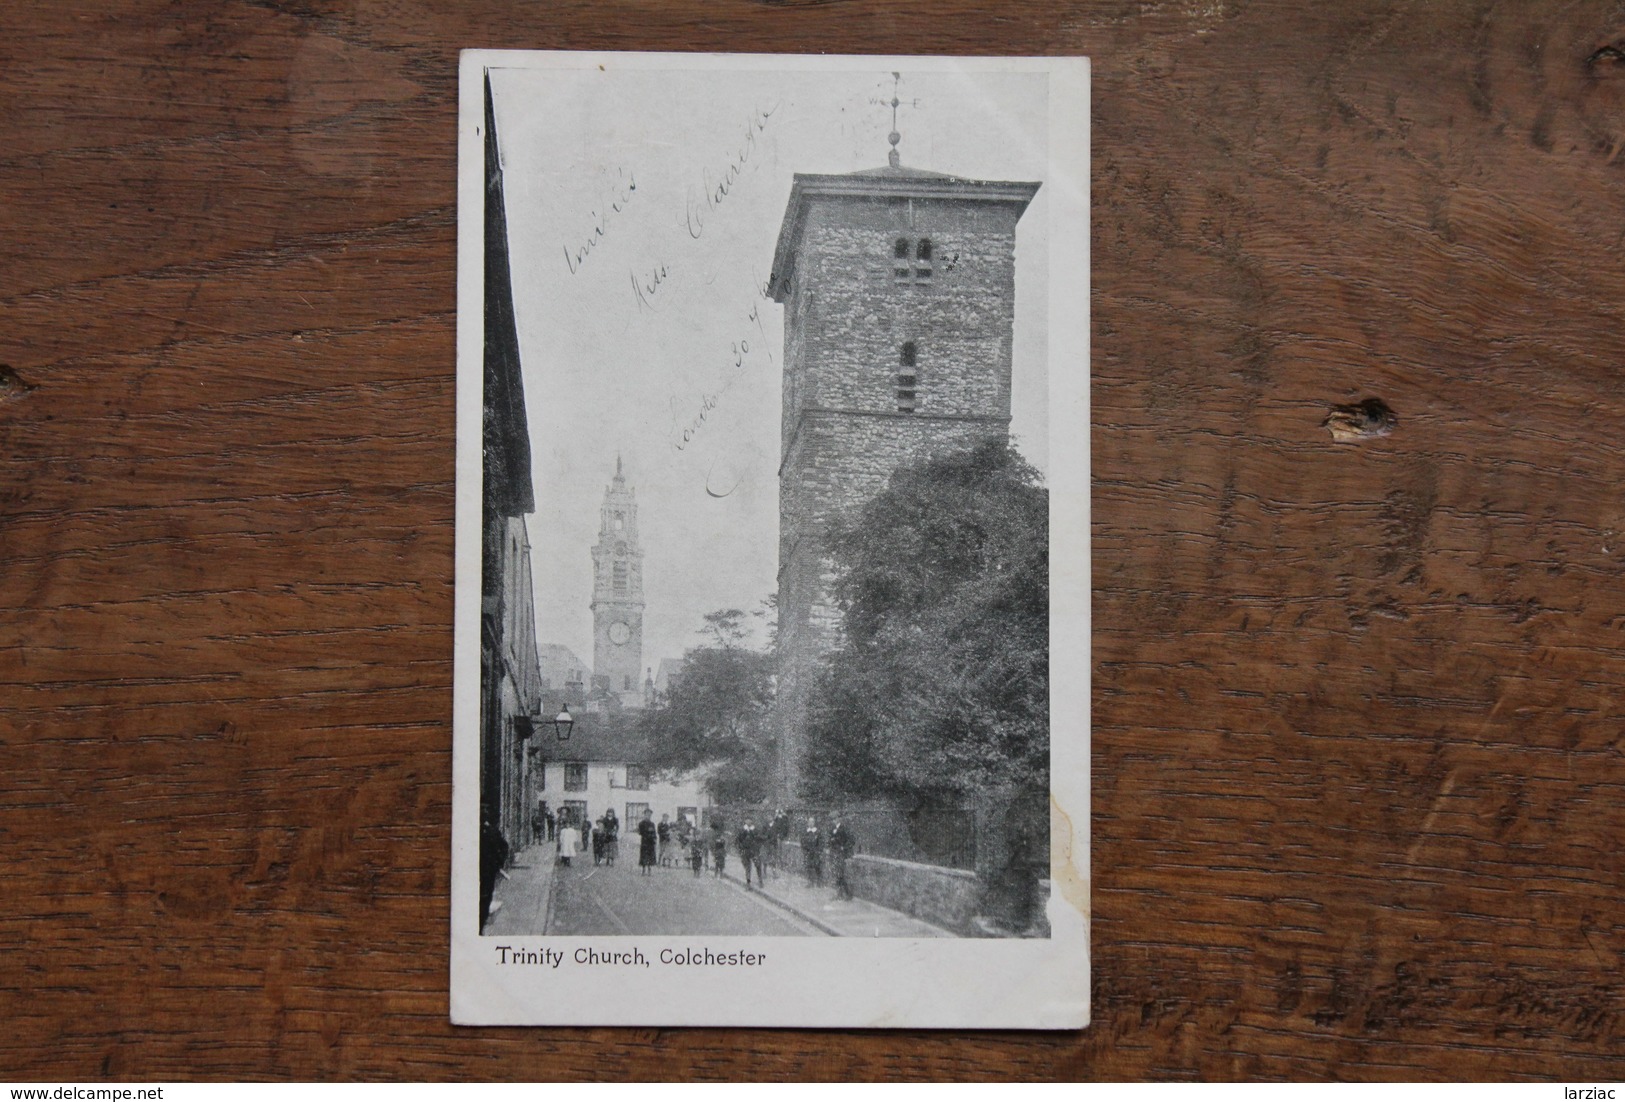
<box><xmin>608</xmin><ymin>621</ymin><xmax>631</xmax><ymax>646</ymax></box>
<box><xmin>615</xmin><ymin>540</ymin><xmax>627</xmax><ymax>556</ymax></box>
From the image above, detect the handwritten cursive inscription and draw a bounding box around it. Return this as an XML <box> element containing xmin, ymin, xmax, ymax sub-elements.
<box><xmin>705</xmin><ymin>465</ymin><xmax>743</xmax><ymax>499</ymax></box>
<box><xmin>684</xmin><ymin>104</ymin><xmax>779</xmax><ymax>241</ymax></box>
<box><xmin>563</xmin><ymin>168</ymin><xmax>636</xmax><ymax>275</ymax></box>
<box><xmin>630</xmin><ymin>261</ymin><xmax>671</xmax><ymax>311</ymax></box>
<box><xmin>671</xmin><ymin>296</ymin><xmax>775</xmax><ymax>453</ymax></box>
<box><xmin>725</xmin><ymin>302</ymin><xmax>773</xmax><ymax>378</ymax></box>
<box><xmin>673</xmin><ymin>393</ymin><xmax>720</xmax><ymax>452</ymax></box>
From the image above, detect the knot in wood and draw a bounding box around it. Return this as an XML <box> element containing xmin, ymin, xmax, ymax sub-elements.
<box><xmin>1324</xmin><ymin>398</ymin><xmax>1397</xmax><ymax>442</ymax></box>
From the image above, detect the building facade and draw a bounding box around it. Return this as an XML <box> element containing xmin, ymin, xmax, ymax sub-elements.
<box><xmin>768</xmin><ymin>158</ymin><xmax>1041</xmax><ymax>800</ymax></box>
<box><xmin>589</xmin><ymin>457</ymin><xmax>646</xmax><ymax>707</ymax></box>
<box><xmin>530</xmin><ymin>714</ymin><xmax>709</xmax><ymax>842</ymax></box>
<box><xmin>480</xmin><ymin>74</ymin><xmax>545</xmax><ymax>850</ymax></box>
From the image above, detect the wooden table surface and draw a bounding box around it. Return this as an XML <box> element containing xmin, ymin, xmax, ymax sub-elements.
<box><xmin>2</xmin><ymin>0</ymin><xmax>1622</xmax><ymax>1082</ymax></box>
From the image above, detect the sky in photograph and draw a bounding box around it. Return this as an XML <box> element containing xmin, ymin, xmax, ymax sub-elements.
<box><xmin>489</xmin><ymin>59</ymin><xmax>1051</xmax><ymax>677</ymax></box>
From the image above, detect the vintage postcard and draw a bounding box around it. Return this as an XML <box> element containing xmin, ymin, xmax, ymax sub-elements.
<box><xmin>452</xmin><ymin>50</ymin><xmax>1089</xmax><ymax>1028</ymax></box>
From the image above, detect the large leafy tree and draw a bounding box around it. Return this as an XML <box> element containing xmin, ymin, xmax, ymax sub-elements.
<box><xmin>802</xmin><ymin>439</ymin><xmax>1048</xmax><ymax>814</ymax></box>
<box><xmin>640</xmin><ymin>609</ymin><xmax>777</xmax><ymax>804</ymax></box>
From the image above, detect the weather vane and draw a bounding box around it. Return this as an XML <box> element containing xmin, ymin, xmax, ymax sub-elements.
<box><xmin>867</xmin><ymin>72</ymin><xmax>922</xmax><ymax>167</ymax></box>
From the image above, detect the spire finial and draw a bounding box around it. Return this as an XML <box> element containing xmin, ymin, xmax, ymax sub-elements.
<box><xmin>888</xmin><ymin>72</ymin><xmax>902</xmax><ymax>167</ymax></box>
<box><xmin>615</xmin><ymin>453</ymin><xmax>623</xmax><ymax>480</ymax></box>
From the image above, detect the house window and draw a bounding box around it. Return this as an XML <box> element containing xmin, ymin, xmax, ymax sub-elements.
<box><xmin>896</xmin><ymin>341</ymin><xmax>919</xmax><ymax>412</ymax></box>
<box><xmin>564</xmin><ymin>763</ymin><xmax>588</xmax><ymax>791</ymax></box>
<box><xmin>625</xmin><ymin>764</ymin><xmax>650</xmax><ymax>790</ymax></box>
<box><xmin>625</xmin><ymin>801</ymin><xmax>650</xmax><ymax>827</ymax></box>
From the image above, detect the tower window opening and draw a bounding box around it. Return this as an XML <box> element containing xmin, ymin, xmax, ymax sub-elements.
<box><xmin>613</xmin><ymin>562</ymin><xmax>628</xmax><ymax>591</ymax></box>
<box><xmin>893</xmin><ymin>237</ymin><xmax>911</xmax><ymax>280</ymax></box>
<box><xmin>897</xmin><ymin>342</ymin><xmax>919</xmax><ymax>412</ymax></box>
<box><xmin>915</xmin><ymin>238</ymin><xmax>933</xmax><ymax>281</ymax></box>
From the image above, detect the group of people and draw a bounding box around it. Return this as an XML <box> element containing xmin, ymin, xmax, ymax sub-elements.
<box><xmin>796</xmin><ymin>812</ymin><xmax>857</xmax><ymax>900</ymax></box>
<box><xmin>546</xmin><ymin>804</ymin><xmax>861</xmax><ymax>901</ymax></box>
<box><xmin>552</xmin><ymin>808</ymin><xmax>623</xmax><ymax>868</ymax></box>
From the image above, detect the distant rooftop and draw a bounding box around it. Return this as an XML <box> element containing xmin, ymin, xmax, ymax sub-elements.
<box><xmin>537</xmin><ymin>709</ymin><xmax>654</xmax><ymax>764</ymax></box>
<box><xmin>537</xmin><ymin>643</ymin><xmax>588</xmax><ymax>691</ymax></box>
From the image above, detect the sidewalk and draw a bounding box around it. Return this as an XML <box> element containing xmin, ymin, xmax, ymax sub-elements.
<box><xmin>485</xmin><ymin>840</ymin><xmax>557</xmax><ymax>936</ymax></box>
<box><xmin>719</xmin><ymin>861</ymin><xmax>955</xmax><ymax>938</ymax></box>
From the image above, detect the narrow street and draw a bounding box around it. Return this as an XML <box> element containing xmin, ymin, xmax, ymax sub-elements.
<box><xmin>547</xmin><ymin>850</ymin><xmax>821</xmax><ymax>936</ymax></box>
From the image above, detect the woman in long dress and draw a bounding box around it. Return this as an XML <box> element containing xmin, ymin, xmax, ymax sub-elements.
<box><xmin>636</xmin><ymin>810</ymin><xmax>658</xmax><ymax>876</ymax></box>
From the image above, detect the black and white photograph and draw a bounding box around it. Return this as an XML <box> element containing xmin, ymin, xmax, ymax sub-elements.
<box><xmin>453</xmin><ymin>51</ymin><xmax>1089</xmax><ymax>1028</ymax></box>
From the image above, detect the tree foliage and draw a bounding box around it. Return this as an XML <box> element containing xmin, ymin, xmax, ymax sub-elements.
<box><xmin>802</xmin><ymin>440</ymin><xmax>1048</xmax><ymax>807</ymax></box>
<box><xmin>640</xmin><ymin>609</ymin><xmax>776</xmax><ymax>805</ymax></box>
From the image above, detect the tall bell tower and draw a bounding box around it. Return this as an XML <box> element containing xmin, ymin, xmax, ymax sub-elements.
<box><xmin>768</xmin><ymin>102</ymin><xmax>1040</xmax><ymax>799</ymax></box>
<box><xmin>590</xmin><ymin>456</ymin><xmax>645</xmax><ymax>704</ymax></box>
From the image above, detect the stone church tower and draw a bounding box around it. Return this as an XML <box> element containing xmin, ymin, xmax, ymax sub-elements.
<box><xmin>590</xmin><ymin>456</ymin><xmax>645</xmax><ymax>704</ymax></box>
<box><xmin>767</xmin><ymin>139</ymin><xmax>1040</xmax><ymax>799</ymax></box>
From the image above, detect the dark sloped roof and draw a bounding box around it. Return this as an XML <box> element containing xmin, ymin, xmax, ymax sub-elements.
<box><xmin>537</xmin><ymin>708</ymin><xmax>656</xmax><ymax>764</ymax></box>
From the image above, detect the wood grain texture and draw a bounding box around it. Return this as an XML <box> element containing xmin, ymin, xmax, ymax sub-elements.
<box><xmin>1</xmin><ymin>0</ymin><xmax>1622</xmax><ymax>1081</ymax></box>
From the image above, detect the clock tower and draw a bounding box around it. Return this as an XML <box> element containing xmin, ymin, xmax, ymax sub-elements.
<box><xmin>590</xmin><ymin>455</ymin><xmax>645</xmax><ymax>704</ymax></box>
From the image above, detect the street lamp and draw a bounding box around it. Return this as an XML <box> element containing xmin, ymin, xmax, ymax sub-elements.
<box><xmin>552</xmin><ymin>705</ymin><xmax>575</xmax><ymax>742</ymax></box>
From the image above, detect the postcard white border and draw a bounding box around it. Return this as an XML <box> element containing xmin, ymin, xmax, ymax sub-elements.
<box><xmin>452</xmin><ymin>49</ymin><xmax>1090</xmax><ymax>1029</ymax></box>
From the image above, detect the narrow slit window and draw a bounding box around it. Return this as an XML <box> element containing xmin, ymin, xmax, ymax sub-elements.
<box><xmin>897</xmin><ymin>342</ymin><xmax>919</xmax><ymax>412</ymax></box>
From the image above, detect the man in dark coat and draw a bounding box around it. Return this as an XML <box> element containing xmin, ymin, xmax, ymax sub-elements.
<box><xmin>709</xmin><ymin>817</ymin><xmax>727</xmax><ymax>878</ymax></box>
<box><xmin>829</xmin><ymin>813</ymin><xmax>856</xmax><ymax>900</ymax></box>
<box><xmin>479</xmin><ymin>814</ymin><xmax>510</xmax><ymax>931</ymax></box>
<box><xmin>735</xmin><ymin>818</ymin><xmax>764</xmax><ymax>888</ymax></box>
<box><xmin>768</xmin><ymin>808</ymin><xmax>790</xmax><ymax>871</ymax></box>
<box><xmin>802</xmin><ymin>816</ymin><xmax>824</xmax><ymax>888</ymax></box>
